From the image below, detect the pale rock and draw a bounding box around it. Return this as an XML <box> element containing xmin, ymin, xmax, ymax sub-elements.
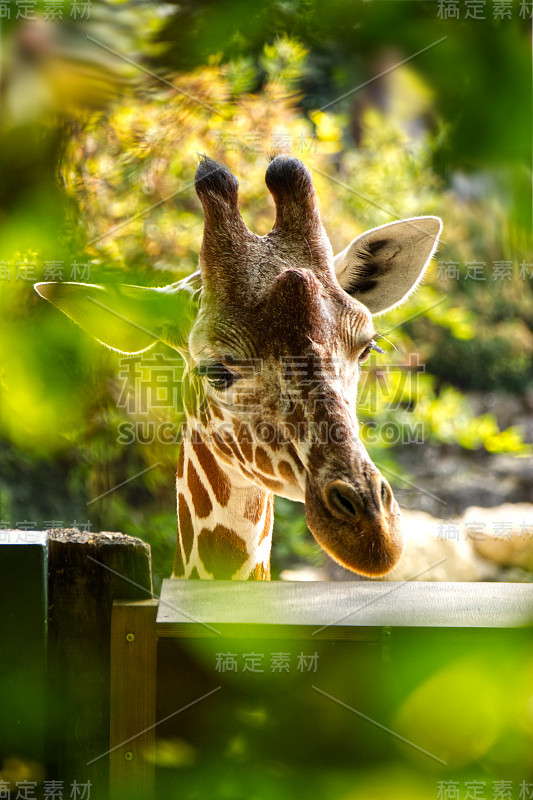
<box><xmin>464</xmin><ymin>503</ymin><xmax>533</xmax><ymax>570</ymax></box>
<box><xmin>380</xmin><ymin>510</ymin><xmax>495</xmax><ymax>582</ymax></box>
<box><xmin>280</xmin><ymin>567</ymin><xmax>327</xmax><ymax>582</ymax></box>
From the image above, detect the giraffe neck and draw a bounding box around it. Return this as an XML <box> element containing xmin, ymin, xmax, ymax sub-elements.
<box><xmin>172</xmin><ymin>425</ymin><xmax>274</xmax><ymax>580</ymax></box>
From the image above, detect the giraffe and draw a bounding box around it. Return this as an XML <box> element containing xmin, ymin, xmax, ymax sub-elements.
<box><xmin>35</xmin><ymin>155</ymin><xmax>441</xmax><ymax>581</ymax></box>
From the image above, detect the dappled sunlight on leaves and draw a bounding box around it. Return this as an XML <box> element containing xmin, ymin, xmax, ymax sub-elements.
<box><xmin>0</xmin><ymin>20</ymin><xmax>531</xmax><ymax>575</ymax></box>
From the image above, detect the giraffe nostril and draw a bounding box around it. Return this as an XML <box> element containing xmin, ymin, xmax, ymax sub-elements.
<box><xmin>325</xmin><ymin>481</ymin><xmax>362</xmax><ymax>522</ymax></box>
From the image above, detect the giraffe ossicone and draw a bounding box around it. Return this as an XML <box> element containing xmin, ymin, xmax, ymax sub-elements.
<box><xmin>35</xmin><ymin>155</ymin><xmax>442</xmax><ymax>581</ymax></box>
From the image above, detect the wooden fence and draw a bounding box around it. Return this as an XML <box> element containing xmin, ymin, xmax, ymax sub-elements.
<box><xmin>1</xmin><ymin>530</ymin><xmax>532</xmax><ymax>800</ymax></box>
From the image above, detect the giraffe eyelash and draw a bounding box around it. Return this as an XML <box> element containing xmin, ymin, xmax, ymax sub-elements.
<box><xmin>374</xmin><ymin>332</ymin><xmax>396</xmax><ymax>352</ymax></box>
<box><xmin>358</xmin><ymin>338</ymin><xmax>385</xmax><ymax>363</ymax></box>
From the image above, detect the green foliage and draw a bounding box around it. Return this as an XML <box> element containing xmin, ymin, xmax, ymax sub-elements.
<box><xmin>260</xmin><ymin>36</ymin><xmax>309</xmax><ymax>86</ymax></box>
<box><xmin>1</xmin><ymin>8</ymin><xmax>531</xmax><ymax>578</ymax></box>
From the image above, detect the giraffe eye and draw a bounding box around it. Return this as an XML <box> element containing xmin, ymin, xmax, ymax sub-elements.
<box><xmin>198</xmin><ymin>362</ymin><xmax>236</xmax><ymax>390</ymax></box>
<box><xmin>358</xmin><ymin>345</ymin><xmax>372</xmax><ymax>363</ymax></box>
<box><xmin>359</xmin><ymin>339</ymin><xmax>385</xmax><ymax>363</ymax></box>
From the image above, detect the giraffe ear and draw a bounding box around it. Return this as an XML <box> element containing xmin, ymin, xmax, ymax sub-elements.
<box><xmin>334</xmin><ymin>217</ymin><xmax>442</xmax><ymax>315</ymax></box>
<box><xmin>34</xmin><ymin>277</ymin><xmax>200</xmax><ymax>354</ymax></box>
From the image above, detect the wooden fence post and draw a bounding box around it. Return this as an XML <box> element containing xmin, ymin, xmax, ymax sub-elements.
<box><xmin>0</xmin><ymin>531</ymin><xmax>48</xmax><ymax>781</ymax></box>
<box><xmin>47</xmin><ymin>529</ymin><xmax>152</xmax><ymax>800</ymax></box>
<box><xmin>109</xmin><ymin>600</ymin><xmax>158</xmax><ymax>800</ymax></box>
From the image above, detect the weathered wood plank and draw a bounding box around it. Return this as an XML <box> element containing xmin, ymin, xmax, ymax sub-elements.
<box><xmin>109</xmin><ymin>600</ymin><xmax>158</xmax><ymax>800</ymax></box>
<box><xmin>156</xmin><ymin>620</ymin><xmax>381</xmax><ymax>641</ymax></box>
<box><xmin>0</xmin><ymin>531</ymin><xmax>48</xmax><ymax>772</ymax></box>
<box><xmin>47</xmin><ymin>529</ymin><xmax>152</xmax><ymax>799</ymax></box>
<box><xmin>157</xmin><ymin>580</ymin><xmax>533</xmax><ymax>633</ymax></box>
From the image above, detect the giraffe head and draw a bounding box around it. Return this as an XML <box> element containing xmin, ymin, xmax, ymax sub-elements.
<box><xmin>187</xmin><ymin>156</ymin><xmax>441</xmax><ymax>576</ymax></box>
<box><xmin>35</xmin><ymin>155</ymin><xmax>441</xmax><ymax>578</ymax></box>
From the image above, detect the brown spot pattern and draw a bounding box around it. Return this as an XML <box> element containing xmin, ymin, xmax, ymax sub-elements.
<box><xmin>268</xmin><ymin>430</ymin><xmax>280</xmax><ymax>451</ymax></box>
<box><xmin>187</xmin><ymin>460</ymin><xmax>212</xmax><ymax>518</ymax></box>
<box><xmin>178</xmin><ymin>493</ymin><xmax>194</xmax><ymax>562</ymax></box>
<box><xmin>210</xmin><ymin>402</ymin><xmax>224</xmax><ymax>420</ymax></box>
<box><xmin>254</xmin><ymin>473</ymin><xmax>284</xmax><ymax>493</ymax></box>
<box><xmin>255</xmin><ymin>446</ymin><xmax>274</xmax><ymax>476</ymax></box>
<box><xmin>233</xmin><ymin>421</ymin><xmax>253</xmax><ymax>462</ymax></box>
<box><xmin>193</xmin><ymin>439</ymin><xmax>231</xmax><ymax>507</ymax></box>
<box><xmin>189</xmin><ymin>566</ymin><xmax>200</xmax><ymax>579</ymax></box>
<box><xmin>224</xmin><ymin>432</ymin><xmax>245</xmax><ymax>464</ymax></box>
<box><xmin>239</xmin><ymin>465</ymin><xmax>256</xmax><ymax>482</ymax></box>
<box><xmin>212</xmin><ymin>432</ymin><xmax>233</xmax><ymax>459</ymax></box>
<box><xmin>177</xmin><ymin>443</ymin><xmax>185</xmax><ymax>479</ymax></box>
<box><xmin>247</xmin><ymin>562</ymin><xmax>270</xmax><ymax>581</ymax></box>
<box><xmin>286</xmin><ymin>442</ymin><xmax>305</xmax><ymax>473</ymax></box>
<box><xmin>244</xmin><ymin>490</ymin><xmax>267</xmax><ymax>524</ymax></box>
<box><xmin>259</xmin><ymin>495</ymin><xmax>274</xmax><ymax>545</ymax></box>
<box><xmin>278</xmin><ymin>460</ymin><xmax>297</xmax><ymax>484</ymax></box>
<box><xmin>197</xmin><ymin>525</ymin><xmax>249</xmax><ymax>579</ymax></box>
<box><xmin>172</xmin><ymin>527</ymin><xmax>185</xmax><ymax>577</ymax></box>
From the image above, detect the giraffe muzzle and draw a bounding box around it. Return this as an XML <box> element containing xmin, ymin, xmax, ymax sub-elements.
<box><xmin>305</xmin><ymin>472</ymin><xmax>403</xmax><ymax>577</ymax></box>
